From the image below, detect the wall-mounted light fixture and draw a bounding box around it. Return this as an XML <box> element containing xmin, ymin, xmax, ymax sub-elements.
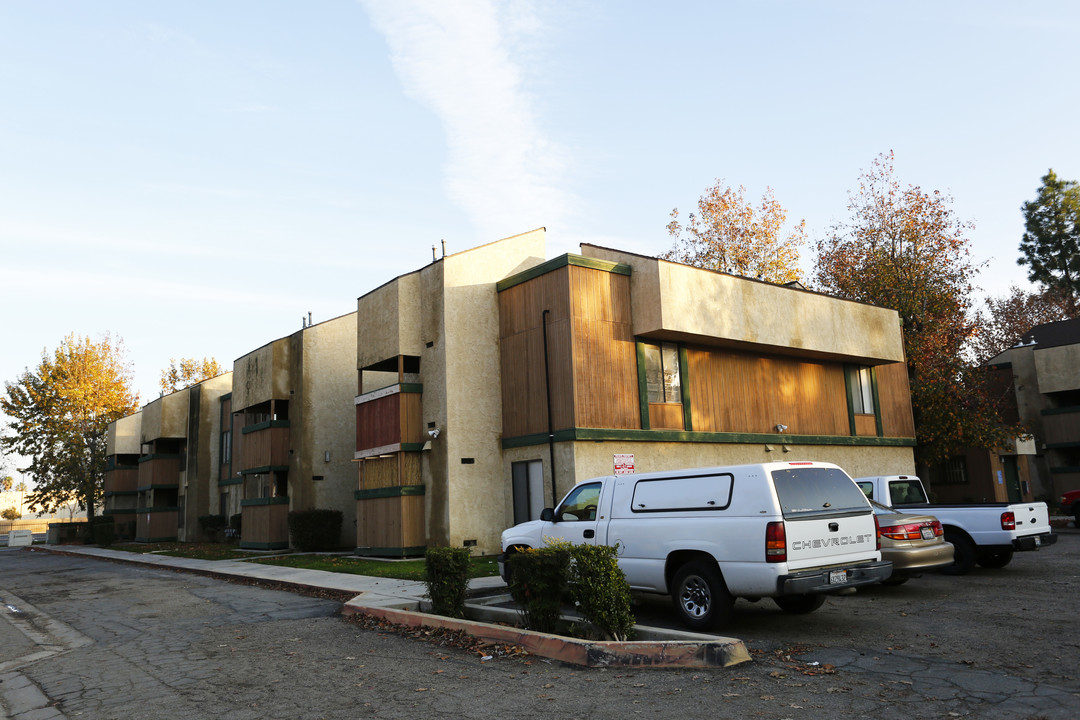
<box><xmin>428</xmin><ymin>428</ymin><xmax>440</xmax><ymax>439</ymax></box>
<box><xmin>775</xmin><ymin>424</ymin><xmax>788</xmax><ymax>433</ymax></box>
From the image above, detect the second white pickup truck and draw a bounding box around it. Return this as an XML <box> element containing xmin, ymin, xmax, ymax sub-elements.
<box><xmin>855</xmin><ymin>475</ymin><xmax>1057</xmax><ymax>574</ymax></box>
<box><xmin>499</xmin><ymin>461</ymin><xmax>892</xmax><ymax>630</ymax></box>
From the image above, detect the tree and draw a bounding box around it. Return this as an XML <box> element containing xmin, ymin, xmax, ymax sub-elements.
<box><xmin>1</xmin><ymin>507</ymin><xmax>19</xmax><ymax>521</ymax></box>
<box><xmin>1018</xmin><ymin>170</ymin><xmax>1080</xmax><ymax>314</ymax></box>
<box><xmin>813</xmin><ymin>151</ymin><xmax>1016</xmax><ymax>468</ymax></box>
<box><xmin>160</xmin><ymin>357</ymin><xmax>225</xmax><ymax>394</ymax></box>
<box><xmin>0</xmin><ymin>475</ymin><xmax>11</xmax><ymax>492</ymax></box>
<box><xmin>664</xmin><ymin>180</ymin><xmax>806</xmax><ymax>283</ymax></box>
<box><xmin>1</xmin><ymin>334</ymin><xmax>140</xmax><ymax>519</ymax></box>
<box><xmin>970</xmin><ymin>285</ymin><xmax>1074</xmax><ymax>364</ymax></box>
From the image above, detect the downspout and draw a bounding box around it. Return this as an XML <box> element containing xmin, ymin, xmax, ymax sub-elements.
<box><xmin>542</xmin><ymin>309</ymin><xmax>557</xmax><ymax>506</ymax></box>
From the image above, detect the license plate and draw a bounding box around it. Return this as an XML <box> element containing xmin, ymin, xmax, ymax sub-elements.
<box><xmin>829</xmin><ymin>569</ymin><xmax>848</xmax><ymax>584</ymax></box>
<box><xmin>921</xmin><ymin>527</ymin><xmax>935</xmax><ymax>540</ymax></box>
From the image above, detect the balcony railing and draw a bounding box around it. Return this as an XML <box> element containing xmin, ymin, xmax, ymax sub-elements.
<box><xmin>239</xmin><ymin>421</ymin><xmax>290</xmax><ymax>471</ymax></box>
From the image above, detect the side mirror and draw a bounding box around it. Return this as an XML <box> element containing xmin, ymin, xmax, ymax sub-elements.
<box><xmin>540</xmin><ymin>508</ymin><xmax>555</xmax><ymax>522</ymax></box>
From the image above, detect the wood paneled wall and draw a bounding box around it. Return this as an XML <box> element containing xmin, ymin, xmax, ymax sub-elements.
<box><xmin>687</xmin><ymin>349</ymin><xmax>851</xmax><ymax>436</ymax></box>
<box><xmin>239</xmin><ymin>426</ymin><xmax>290</xmax><ymax>469</ymax></box>
<box><xmin>874</xmin><ymin>361</ymin><xmax>916</xmax><ymax>438</ymax></box>
<box><xmin>359</xmin><ymin>454</ymin><xmax>421</xmax><ymax>490</ymax></box>
<box><xmin>356</xmin><ymin>494</ymin><xmax>425</xmax><ymax>550</ymax></box>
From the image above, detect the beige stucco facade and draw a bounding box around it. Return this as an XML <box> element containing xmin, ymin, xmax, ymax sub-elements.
<box><xmin>580</xmin><ymin>245</ymin><xmax>905</xmax><ymax>365</ymax></box>
<box><xmin>106</xmin><ymin>411</ymin><xmax>142</xmax><ymax>456</ymax></box>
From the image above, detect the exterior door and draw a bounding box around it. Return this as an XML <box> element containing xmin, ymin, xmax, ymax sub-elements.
<box><xmin>1003</xmin><ymin>456</ymin><xmax>1022</xmax><ymax>502</ymax></box>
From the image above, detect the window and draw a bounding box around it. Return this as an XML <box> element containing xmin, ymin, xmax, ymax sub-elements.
<box><xmin>221</xmin><ymin>429</ymin><xmax>231</xmax><ymax>464</ymax></box>
<box><xmin>848</xmin><ymin>365</ymin><xmax>874</xmax><ymax>414</ymax></box>
<box><xmin>556</xmin><ymin>482</ymin><xmax>602</xmax><ymax>522</ymax></box>
<box><xmin>644</xmin><ymin>342</ymin><xmax>681</xmax><ymax>403</ymax></box>
<box><xmin>511</xmin><ymin>460</ymin><xmax>545</xmax><ymax>524</ymax></box>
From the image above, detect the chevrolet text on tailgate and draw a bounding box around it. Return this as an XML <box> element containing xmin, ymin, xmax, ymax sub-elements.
<box><xmin>499</xmin><ymin>461</ymin><xmax>892</xmax><ymax>630</ymax></box>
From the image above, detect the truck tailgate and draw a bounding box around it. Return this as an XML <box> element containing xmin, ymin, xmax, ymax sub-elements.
<box><xmin>784</xmin><ymin>514</ymin><xmax>879</xmax><ymax>570</ymax></box>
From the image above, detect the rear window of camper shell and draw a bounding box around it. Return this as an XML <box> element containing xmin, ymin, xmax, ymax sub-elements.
<box><xmin>771</xmin><ymin>467</ymin><xmax>871</xmax><ymax>518</ymax></box>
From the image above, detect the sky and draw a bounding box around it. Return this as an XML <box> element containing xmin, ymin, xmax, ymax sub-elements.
<box><xmin>2</xmin><ymin>1</ymin><xmax>1079</xmax><ymax>479</ymax></box>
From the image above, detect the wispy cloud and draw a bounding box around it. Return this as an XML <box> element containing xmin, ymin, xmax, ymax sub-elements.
<box><xmin>361</xmin><ymin>0</ymin><xmax>574</xmax><ymax>241</ymax></box>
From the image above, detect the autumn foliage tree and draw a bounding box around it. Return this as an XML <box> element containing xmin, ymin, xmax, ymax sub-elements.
<box><xmin>969</xmin><ymin>286</ymin><xmax>1074</xmax><ymax>364</ymax></box>
<box><xmin>813</xmin><ymin>152</ymin><xmax>1016</xmax><ymax>468</ymax></box>
<box><xmin>1</xmin><ymin>334</ymin><xmax>140</xmax><ymax>519</ymax></box>
<box><xmin>665</xmin><ymin>181</ymin><xmax>806</xmax><ymax>283</ymax></box>
<box><xmin>160</xmin><ymin>357</ymin><xmax>225</xmax><ymax>394</ymax></box>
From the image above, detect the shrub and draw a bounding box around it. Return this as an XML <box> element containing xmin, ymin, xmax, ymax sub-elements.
<box><xmin>424</xmin><ymin>547</ymin><xmax>472</xmax><ymax>618</ymax></box>
<box><xmin>287</xmin><ymin>509</ymin><xmax>343</xmax><ymax>551</ymax></box>
<box><xmin>567</xmin><ymin>544</ymin><xmax>635</xmax><ymax>641</ymax></box>
<box><xmin>507</xmin><ymin>545</ymin><xmax>571</xmax><ymax>634</ymax></box>
<box><xmin>198</xmin><ymin>514</ymin><xmax>228</xmax><ymax>542</ymax></box>
<box><xmin>90</xmin><ymin>516</ymin><xmax>115</xmax><ymax>547</ymax></box>
<box><xmin>1</xmin><ymin>507</ymin><xmax>20</xmax><ymax>521</ymax></box>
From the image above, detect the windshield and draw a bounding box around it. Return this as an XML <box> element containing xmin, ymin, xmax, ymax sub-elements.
<box><xmin>772</xmin><ymin>467</ymin><xmax>871</xmax><ymax>518</ymax></box>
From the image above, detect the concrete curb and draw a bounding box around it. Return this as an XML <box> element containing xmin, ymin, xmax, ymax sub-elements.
<box><xmin>342</xmin><ymin>598</ymin><xmax>751</xmax><ymax>669</ymax></box>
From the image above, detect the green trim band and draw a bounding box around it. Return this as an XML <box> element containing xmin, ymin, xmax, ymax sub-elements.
<box><xmin>138</xmin><ymin>454</ymin><xmax>180</xmax><ymax>464</ymax></box>
<box><xmin>635</xmin><ymin>342</ymin><xmax>650</xmax><ymax>430</ymax></box>
<box><xmin>136</xmin><ymin>484</ymin><xmax>179</xmax><ymax>492</ymax></box>
<box><xmin>103</xmin><ymin>508</ymin><xmax>138</xmax><ymax>516</ymax></box>
<box><xmin>496</xmin><ymin>254</ymin><xmax>632</xmax><ymax>292</ymax></box>
<box><xmin>354</xmin><ymin>546</ymin><xmax>427</xmax><ymax>558</ymax></box>
<box><xmin>242</xmin><ymin>419</ymin><xmax>291</xmax><ymax>434</ymax></box>
<box><xmin>870</xmin><ymin>366</ymin><xmax>883</xmax><ymax>437</ymax></box>
<box><xmin>239</xmin><ymin>465</ymin><xmax>289</xmax><ymax>475</ymax></box>
<box><xmin>678</xmin><ymin>345</ymin><xmax>692</xmax><ymax>431</ymax></box>
<box><xmin>1041</xmin><ymin>406</ymin><xmax>1080</xmax><ymax>416</ymax></box>
<box><xmin>241</xmin><ymin>496</ymin><xmax>290</xmax><ymax>507</ymax></box>
<box><xmin>1045</xmin><ymin>442</ymin><xmax>1080</xmax><ymax>449</ymax></box>
<box><xmin>135</xmin><ymin>506</ymin><xmax>180</xmax><ymax>513</ymax></box>
<box><xmin>501</xmin><ymin>427</ymin><xmax>917</xmax><ymax>449</ymax></box>
<box><xmin>240</xmin><ymin>541</ymin><xmax>289</xmax><ymax>550</ymax></box>
<box><xmin>355</xmin><ymin>484</ymin><xmax>426</xmax><ymax>500</ymax></box>
<box><xmin>217</xmin><ymin>477</ymin><xmax>243</xmax><ymax>486</ymax></box>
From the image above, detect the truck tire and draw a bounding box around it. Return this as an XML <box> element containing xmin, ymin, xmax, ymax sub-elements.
<box><xmin>671</xmin><ymin>561</ymin><xmax>734</xmax><ymax>631</ymax></box>
<box><xmin>773</xmin><ymin>594</ymin><xmax>827</xmax><ymax>614</ymax></box>
<box><xmin>976</xmin><ymin>549</ymin><xmax>1014</xmax><ymax>569</ymax></box>
<box><xmin>942</xmin><ymin>530</ymin><xmax>976</xmax><ymax>575</ymax></box>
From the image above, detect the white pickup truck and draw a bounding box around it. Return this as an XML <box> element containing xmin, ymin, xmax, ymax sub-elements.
<box><xmin>854</xmin><ymin>475</ymin><xmax>1057</xmax><ymax>574</ymax></box>
<box><xmin>499</xmin><ymin>461</ymin><xmax>892</xmax><ymax>630</ymax></box>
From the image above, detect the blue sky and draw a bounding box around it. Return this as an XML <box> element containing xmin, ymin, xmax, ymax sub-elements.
<box><xmin>1</xmin><ymin>1</ymin><xmax>1078</xmax><ymax>450</ymax></box>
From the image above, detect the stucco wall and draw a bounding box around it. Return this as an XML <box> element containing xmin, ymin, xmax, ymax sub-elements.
<box><xmin>357</xmin><ymin>271</ymin><xmax>424</xmax><ymax>370</ymax></box>
<box><xmin>107</xmin><ymin>411</ymin><xmax>142</xmax><ymax>455</ymax></box>
<box><xmin>580</xmin><ymin>245</ymin><xmax>904</xmax><ymax>364</ymax></box>
<box><xmin>300</xmin><ymin>312</ymin><xmax>359</xmax><ymax>547</ymax></box>
<box><xmin>1035</xmin><ymin>344</ymin><xmax>1080</xmax><ymax>394</ymax></box>
<box><xmin>140</xmin><ymin>388</ymin><xmax>189</xmax><ymax>443</ymax></box>
<box><xmin>232</xmin><ymin>338</ymin><xmax>291</xmax><ymax>410</ymax></box>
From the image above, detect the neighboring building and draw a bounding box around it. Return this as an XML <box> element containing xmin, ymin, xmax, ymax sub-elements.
<box><xmin>135</xmin><ymin>373</ymin><xmax>232</xmax><ymax>542</ymax></box>
<box><xmin>231</xmin><ymin>312</ymin><xmax>358</xmax><ymax>550</ymax></box>
<box><xmin>956</xmin><ymin>318</ymin><xmax>1080</xmax><ymax>504</ymax></box>
<box><xmin>354</xmin><ymin>231</ymin><xmax>917</xmax><ymax>556</ymax></box>
<box><xmin>104</xmin><ymin>411</ymin><xmax>142</xmax><ymax>539</ymax></box>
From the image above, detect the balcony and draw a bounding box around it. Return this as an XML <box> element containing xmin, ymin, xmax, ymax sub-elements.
<box><xmin>104</xmin><ymin>464</ymin><xmax>139</xmax><ymax>495</ymax></box>
<box><xmin>239</xmin><ymin>421</ymin><xmax>291</xmax><ymax>471</ymax></box>
<box><xmin>134</xmin><ymin>507</ymin><xmax>178</xmax><ymax>543</ymax></box>
<box><xmin>354</xmin><ymin>384</ymin><xmax>424</xmax><ymax>457</ymax></box>
<box><xmin>137</xmin><ymin>454</ymin><xmax>180</xmax><ymax>489</ymax></box>
<box><xmin>240</xmin><ymin>497</ymin><xmax>290</xmax><ymax>550</ymax></box>
<box><xmin>1042</xmin><ymin>407</ymin><xmax>1080</xmax><ymax>448</ymax></box>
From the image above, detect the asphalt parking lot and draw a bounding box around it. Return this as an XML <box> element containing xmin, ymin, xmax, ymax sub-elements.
<box><xmin>1</xmin><ymin>533</ymin><xmax>1077</xmax><ymax>719</ymax></box>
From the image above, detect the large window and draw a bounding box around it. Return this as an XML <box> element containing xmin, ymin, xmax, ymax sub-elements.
<box><xmin>644</xmin><ymin>342</ymin><xmax>681</xmax><ymax>403</ymax></box>
<box><xmin>511</xmin><ymin>460</ymin><xmax>545</xmax><ymax>524</ymax></box>
<box><xmin>848</xmin><ymin>365</ymin><xmax>874</xmax><ymax>414</ymax></box>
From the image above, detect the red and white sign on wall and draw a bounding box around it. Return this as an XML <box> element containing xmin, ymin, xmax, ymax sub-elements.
<box><xmin>613</xmin><ymin>454</ymin><xmax>635</xmax><ymax>475</ymax></box>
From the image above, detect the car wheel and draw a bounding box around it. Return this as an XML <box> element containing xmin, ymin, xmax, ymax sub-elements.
<box><xmin>773</xmin><ymin>594</ymin><xmax>827</xmax><ymax>614</ymax></box>
<box><xmin>942</xmin><ymin>531</ymin><xmax>976</xmax><ymax>575</ymax></box>
<box><xmin>671</xmin><ymin>560</ymin><xmax>733</xmax><ymax>631</ymax></box>
<box><xmin>880</xmin><ymin>576</ymin><xmax>910</xmax><ymax>586</ymax></box>
<box><xmin>976</xmin><ymin>549</ymin><xmax>1014</xmax><ymax>569</ymax></box>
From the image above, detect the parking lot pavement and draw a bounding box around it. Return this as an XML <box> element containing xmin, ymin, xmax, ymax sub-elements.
<box><xmin>2</xmin><ymin>536</ymin><xmax>1078</xmax><ymax>719</ymax></box>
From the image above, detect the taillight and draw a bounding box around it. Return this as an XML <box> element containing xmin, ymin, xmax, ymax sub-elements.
<box><xmin>766</xmin><ymin>521</ymin><xmax>786</xmax><ymax>563</ymax></box>
<box><xmin>878</xmin><ymin>519</ymin><xmax>942</xmax><ymax>541</ymax></box>
<box><xmin>930</xmin><ymin>520</ymin><xmax>943</xmax><ymax>537</ymax></box>
<box><xmin>1001</xmin><ymin>511</ymin><xmax>1016</xmax><ymax>530</ymax></box>
<box><xmin>874</xmin><ymin>513</ymin><xmax>881</xmax><ymax>550</ymax></box>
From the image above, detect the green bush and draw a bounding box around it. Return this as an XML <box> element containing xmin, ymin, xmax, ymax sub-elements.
<box><xmin>198</xmin><ymin>514</ymin><xmax>228</xmax><ymax>542</ymax></box>
<box><xmin>567</xmin><ymin>544</ymin><xmax>635</xmax><ymax>641</ymax></box>
<box><xmin>91</xmin><ymin>516</ymin><xmax>115</xmax><ymax>547</ymax></box>
<box><xmin>507</xmin><ymin>545</ymin><xmax>571</xmax><ymax>634</ymax></box>
<box><xmin>230</xmin><ymin>513</ymin><xmax>242</xmax><ymax>532</ymax></box>
<box><xmin>287</xmin><ymin>509</ymin><xmax>343</xmax><ymax>551</ymax></box>
<box><xmin>423</xmin><ymin>547</ymin><xmax>472</xmax><ymax>618</ymax></box>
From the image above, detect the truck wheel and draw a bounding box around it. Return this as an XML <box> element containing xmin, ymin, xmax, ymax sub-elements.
<box><xmin>671</xmin><ymin>561</ymin><xmax>733</xmax><ymax>631</ymax></box>
<box><xmin>773</xmin><ymin>594</ymin><xmax>826</xmax><ymax>614</ymax></box>
<box><xmin>976</xmin><ymin>549</ymin><xmax>1014</xmax><ymax>569</ymax></box>
<box><xmin>942</xmin><ymin>531</ymin><xmax>976</xmax><ymax>575</ymax></box>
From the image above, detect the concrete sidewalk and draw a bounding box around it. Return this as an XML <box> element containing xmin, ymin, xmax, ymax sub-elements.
<box><xmin>29</xmin><ymin>545</ymin><xmax>750</xmax><ymax>668</ymax></box>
